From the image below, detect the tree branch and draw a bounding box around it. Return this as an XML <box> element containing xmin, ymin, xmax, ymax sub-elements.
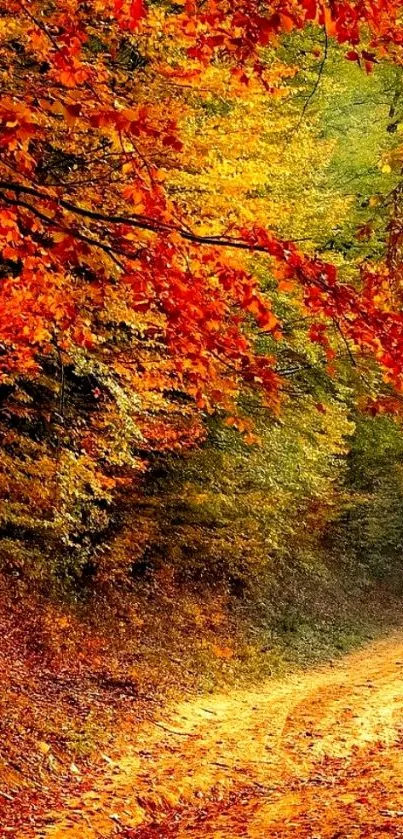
<box><xmin>0</xmin><ymin>180</ymin><xmax>288</xmax><ymax>255</ymax></box>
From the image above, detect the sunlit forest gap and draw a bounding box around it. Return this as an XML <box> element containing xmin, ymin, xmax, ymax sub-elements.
<box><xmin>2</xmin><ymin>0</ymin><xmax>403</xmax><ymax>836</ymax></box>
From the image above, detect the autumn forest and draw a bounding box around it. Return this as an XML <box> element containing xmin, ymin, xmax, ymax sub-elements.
<box><xmin>2</xmin><ymin>0</ymin><xmax>403</xmax><ymax>836</ymax></box>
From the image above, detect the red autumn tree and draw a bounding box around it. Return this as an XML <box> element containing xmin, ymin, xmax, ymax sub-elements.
<box><xmin>0</xmin><ymin>0</ymin><xmax>403</xmax><ymax>470</ymax></box>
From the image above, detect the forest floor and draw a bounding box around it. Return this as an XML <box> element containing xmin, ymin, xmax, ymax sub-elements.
<box><xmin>11</xmin><ymin>630</ymin><xmax>403</xmax><ymax>839</ymax></box>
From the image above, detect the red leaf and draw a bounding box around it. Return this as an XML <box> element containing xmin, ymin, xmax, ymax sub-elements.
<box><xmin>345</xmin><ymin>50</ymin><xmax>360</xmax><ymax>61</ymax></box>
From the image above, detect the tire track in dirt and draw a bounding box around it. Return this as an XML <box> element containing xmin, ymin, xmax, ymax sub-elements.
<box><xmin>35</xmin><ymin>632</ymin><xmax>403</xmax><ymax>838</ymax></box>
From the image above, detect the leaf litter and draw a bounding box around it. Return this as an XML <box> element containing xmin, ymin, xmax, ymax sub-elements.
<box><xmin>14</xmin><ymin>630</ymin><xmax>403</xmax><ymax>839</ymax></box>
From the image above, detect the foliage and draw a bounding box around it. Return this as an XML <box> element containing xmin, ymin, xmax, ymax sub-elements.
<box><xmin>0</xmin><ymin>0</ymin><xmax>403</xmax><ymax>595</ymax></box>
<box><xmin>330</xmin><ymin>413</ymin><xmax>403</xmax><ymax>582</ymax></box>
<box><xmin>141</xmin><ymin>397</ymin><xmax>352</xmax><ymax>589</ymax></box>
<box><xmin>3</xmin><ymin>6</ymin><xmax>403</xmax><ymax>829</ymax></box>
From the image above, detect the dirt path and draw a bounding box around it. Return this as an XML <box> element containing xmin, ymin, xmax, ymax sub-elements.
<box><xmin>34</xmin><ymin>632</ymin><xmax>403</xmax><ymax>838</ymax></box>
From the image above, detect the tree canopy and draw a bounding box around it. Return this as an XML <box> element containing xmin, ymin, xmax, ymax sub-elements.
<box><xmin>1</xmin><ymin>1</ymin><xmax>403</xmax><ymax>587</ymax></box>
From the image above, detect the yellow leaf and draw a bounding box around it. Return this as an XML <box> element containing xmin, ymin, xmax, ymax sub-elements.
<box><xmin>212</xmin><ymin>644</ymin><xmax>234</xmax><ymax>659</ymax></box>
<box><xmin>38</xmin><ymin>741</ymin><xmax>51</xmax><ymax>755</ymax></box>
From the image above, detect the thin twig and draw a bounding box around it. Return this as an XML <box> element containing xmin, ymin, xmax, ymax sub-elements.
<box><xmin>54</xmin><ymin>340</ymin><xmax>66</xmax><ymax>420</ymax></box>
<box><xmin>280</xmin><ymin>25</ymin><xmax>329</xmax><ymax>156</ymax></box>
<box><xmin>296</xmin><ymin>25</ymin><xmax>329</xmax><ymax>130</ymax></box>
<box><xmin>153</xmin><ymin>722</ymin><xmax>198</xmax><ymax>737</ymax></box>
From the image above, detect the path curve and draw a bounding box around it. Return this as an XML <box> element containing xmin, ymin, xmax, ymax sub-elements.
<box><xmin>37</xmin><ymin>632</ymin><xmax>403</xmax><ymax>838</ymax></box>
